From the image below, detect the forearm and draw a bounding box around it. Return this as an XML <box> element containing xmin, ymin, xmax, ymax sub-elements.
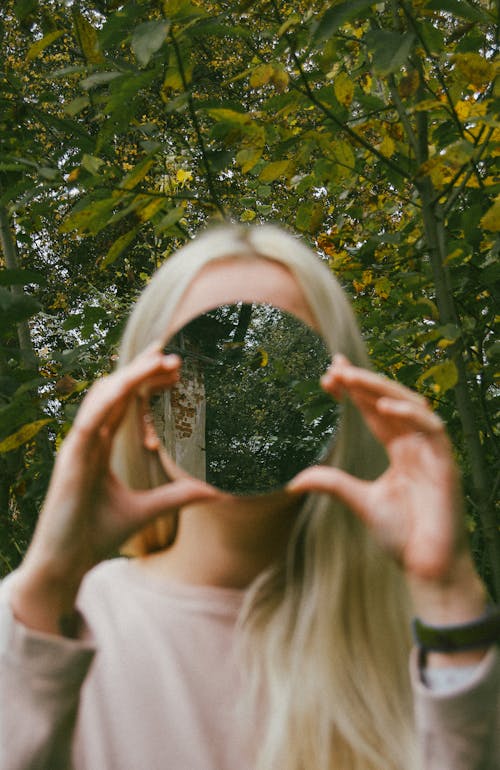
<box><xmin>9</xmin><ymin>560</ymin><xmax>85</xmax><ymax>638</ymax></box>
<box><xmin>0</xmin><ymin>574</ymin><xmax>95</xmax><ymax>770</ymax></box>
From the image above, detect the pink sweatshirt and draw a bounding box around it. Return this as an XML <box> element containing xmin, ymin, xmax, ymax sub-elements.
<box><xmin>1</xmin><ymin>558</ymin><xmax>498</xmax><ymax>769</ymax></box>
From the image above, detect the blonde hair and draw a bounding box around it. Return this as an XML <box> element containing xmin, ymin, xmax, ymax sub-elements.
<box><xmin>113</xmin><ymin>224</ymin><xmax>418</xmax><ymax>769</ymax></box>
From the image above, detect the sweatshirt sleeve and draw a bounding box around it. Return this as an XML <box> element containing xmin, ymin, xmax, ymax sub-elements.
<box><xmin>411</xmin><ymin>646</ymin><xmax>500</xmax><ymax>769</ymax></box>
<box><xmin>0</xmin><ymin>578</ymin><xmax>95</xmax><ymax>770</ymax></box>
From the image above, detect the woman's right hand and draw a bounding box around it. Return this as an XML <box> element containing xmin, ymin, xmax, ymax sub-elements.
<box><xmin>9</xmin><ymin>345</ymin><xmax>217</xmax><ymax>635</ymax></box>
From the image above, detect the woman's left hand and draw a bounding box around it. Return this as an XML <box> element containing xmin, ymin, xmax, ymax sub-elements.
<box><xmin>288</xmin><ymin>354</ymin><xmax>467</xmax><ymax>582</ymax></box>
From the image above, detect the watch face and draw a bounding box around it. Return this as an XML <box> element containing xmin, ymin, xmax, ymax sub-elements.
<box><xmin>151</xmin><ymin>302</ymin><xmax>339</xmax><ymax>496</ymax></box>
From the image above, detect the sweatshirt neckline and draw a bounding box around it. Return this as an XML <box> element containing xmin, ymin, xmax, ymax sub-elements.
<box><xmin>116</xmin><ymin>558</ymin><xmax>247</xmax><ymax>616</ymax></box>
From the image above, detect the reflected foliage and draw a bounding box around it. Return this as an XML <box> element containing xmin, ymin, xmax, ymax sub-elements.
<box><xmin>165</xmin><ymin>304</ymin><xmax>338</xmax><ymax>494</ymax></box>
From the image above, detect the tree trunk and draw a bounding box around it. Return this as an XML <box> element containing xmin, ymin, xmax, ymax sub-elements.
<box><xmin>153</xmin><ymin>356</ymin><xmax>207</xmax><ymax>482</ymax></box>
<box><xmin>0</xmin><ymin>205</ymin><xmax>37</xmax><ymax>368</ymax></box>
<box><xmin>418</xmin><ymin>179</ymin><xmax>500</xmax><ymax>600</ymax></box>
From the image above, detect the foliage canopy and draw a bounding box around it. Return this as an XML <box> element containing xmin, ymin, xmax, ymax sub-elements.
<box><xmin>0</xmin><ymin>0</ymin><xmax>498</xmax><ymax>596</ymax></box>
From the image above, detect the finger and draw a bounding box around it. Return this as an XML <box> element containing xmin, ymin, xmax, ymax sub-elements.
<box><xmin>73</xmin><ymin>350</ymin><xmax>181</xmax><ymax>441</ymax></box>
<box><xmin>287</xmin><ymin>466</ymin><xmax>372</xmax><ymax>522</ymax></box>
<box><xmin>105</xmin><ymin>365</ymin><xmax>182</xmax><ymax>436</ymax></box>
<box><xmin>131</xmin><ymin>478</ymin><xmax>219</xmax><ymax>523</ymax></box>
<box><xmin>339</xmin><ymin>388</ymin><xmax>443</xmax><ymax>434</ymax></box>
<box><xmin>323</xmin><ymin>357</ymin><xmax>425</xmax><ymax>407</ymax></box>
<box><xmin>376</xmin><ymin>396</ymin><xmax>444</xmax><ymax>435</ymax></box>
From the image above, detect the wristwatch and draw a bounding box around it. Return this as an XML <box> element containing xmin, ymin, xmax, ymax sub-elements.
<box><xmin>412</xmin><ymin>605</ymin><xmax>500</xmax><ymax>653</ymax></box>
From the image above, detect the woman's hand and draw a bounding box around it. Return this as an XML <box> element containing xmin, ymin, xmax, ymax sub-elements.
<box><xmin>10</xmin><ymin>345</ymin><xmax>217</xmax><ymax>634</ymax></box>
<box><xmin>288</xmin><ymin>355</ymin><xmax>471</xmax><ymax>584</ymax></box>
<box><xmin>289</xmin><ymin>356</ymin><xmax>489</xmax><ymax>660</ymax></box>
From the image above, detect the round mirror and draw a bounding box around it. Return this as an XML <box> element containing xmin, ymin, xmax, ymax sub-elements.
<box><xmin>151</xmin><ymin>303</ymin><xmax>338</xmax><ymax>495</ymax></box>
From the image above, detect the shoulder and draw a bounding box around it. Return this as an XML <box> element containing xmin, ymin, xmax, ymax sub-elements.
<box><xmin>76</xmin><ymin>558</ymin><xmax>134</xmax><ymax>622</ymax></box>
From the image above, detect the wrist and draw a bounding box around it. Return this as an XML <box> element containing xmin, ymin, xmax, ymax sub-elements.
<box><xmin>406</xmin><ymin>550</ymin><xmax>487</xmax><ymax>625</ymax></box>
<box><xmin>406</xmin><ymin>551</ymin><xmax>491</xmax><ymax>667</ymax></box>
<box><xmin>9</xmin><ymin>561</ymin><xmax>84</xmax><ymax>637</ymax></box>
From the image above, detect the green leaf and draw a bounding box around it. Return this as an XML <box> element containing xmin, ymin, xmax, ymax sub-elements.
<box><xmin>424</xmin><ymin>0</ymin><xmax>488</xmax><ymax>22</ymax></box>
<box><xmin>26</xmin><ymin>30</ymin><xmax>64</xmax><ymax>62</ymax></box>
<box><xmin>100</xmin><ymin>228</ymin><xmax>140</xmax><ymax>270</ymax></box>
<box><xmin>0</xmin><ymin>288</ymin><xmax>41</xmax><ymax>326</ymax></box>
<box><xmin>64</xmin><ymin>96</ymin><xmax>90</xmax><ymax>117</ymax></box>
<box><xmin>330</xmin><ymin>140</ymin><xmax>355</xmax><ymax>175</ymax></box>
<box><xmin>259</xmin><ymin>160</ymin><xmax>290</xmax><ymax>183</ymax></box>
<box><xmin>163</xmin><ymin>0</ymin><xmax>207</xmax><ymax>20</ymax></box>
<box><xmin>156</xmin><ymin>207</ymin><xmax>185</xmax><ymax>232</ymax></box>
<box><xmin>81</xmin><ymin>154</ymin><xmax>105</xmax><ymax>175</ymax></box>
<box><xmin>365</xmin><ymin>31</ymin><xmax>415</xmax><ymax>76</ymax></box>
<box><xmin>14</xmin><ymin>0</ymin><xmax>38</xmax><ymax>22</ymax></box>
<box><xmin>295</xmin><ymin>201</ymin><xmax>324</xmax><ymax>234</ymax></box>
<box><xmin>73</xmin><ymin>9</ymin><xmax>103</xmax><ymax>64</ymax></box>
<box><xmin>80</xmin><ymin>71</ymin><xmax>124</xmax><ymax>90</ymax></box>
<box><xmin>119</xmin><ymin>158</ymin><xmax>155</xmax><ymax>191</ymax></box>
<box><xmin>314</xmin><ymin>0</ymin><xmax>375</xmax><ymax>43</ymax></box>
<box><xmin>415</xmin><ymin>21</ymin><xmax>444</xmax><ymax>54</ymax></box>
<box><xmin>0</xmin><ymin>269</ymin><xmax>46</xmax><ymax>286</ymax></box>
<box><xmin>60</xmin><ymin>198</ymin><xmax>118</xmax><ymax>235</ymax></box>
<box><xmin>131</xmin><ymin>20</ymin><xmax>169</xmax><ymax>67</ymax></box>
<box><xmin>0</xmin><ymin>419</ymin><xmax>52</xmax><ymax>453</ymax></box>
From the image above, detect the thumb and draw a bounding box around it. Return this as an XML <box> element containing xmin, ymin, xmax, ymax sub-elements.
<box><xmin>132</xmin><ymin>478</ymin><xmax>218</xmax><ymax>523</ymax></box>
<box><xmin>288</xmin><ymin>466</ymin><xmax>370</xmax><ymax>520</ymax></box>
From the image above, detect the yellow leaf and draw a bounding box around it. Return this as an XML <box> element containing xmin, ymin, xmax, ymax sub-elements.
<box><xmin>480</xmin><ymin>196</ymin><xmax>500</xmax><ymax>232</ymax></box>
<box><xmin>417</xmin><ymin>359</ymin><xmax>458</xmax><ymax>394</ymax></box>
<box><xmin>359</xmin><ymin>73</ymin><xmax>372</xmax><ymax>94</ymax></box>
<box><xmin>250</xmin><ymin>63</ymin><xmax>289</xmax><ymax>92</ymax></box>
<box><xmin>437</xmin><ymin>338</ymin><xmax>455</xmax><ymax>349</ymax></box>
<box><xmin>137</xmin><ymin>197</ymin><xmax>166</xmax><ymax>222</ymax></box>
<box><xmin>26</xmin><ymin>30</ymin><xmax>65</xmax><ymax>62</ymax></box>
<box><xmin>100</xmin><ymin>228</ymin><xmax>140</xmax><ymax>270</ymax></box>
<box><xmin>416</xmin><ymin>297</ymin><xmax>439</xmax><ymax>320</ymax></box>
<box><xmin>73</xmin><ymin>10</ymin><xmax>104</xmax><ymax>64</ymax></box>
<box><xmin>250</xmin><ymin>63</ymin><xmax>274</xmax><ymax>88</ymax></box>
<box><xmin>0</xmin><ymin>419</ymin><xmax>52</xmax><ymax>453</ymax></box>
<box><xmin>236</xmin><ymin>147</ymin><xmax>263</xmax><ymax>173</ymax></box>
<box><xmin>270</xmin><ymin>66</ymin><xmax>289</xmax><ymax>92</ymax></box>
<box><xmin>259</xmin><ymin>160</ymin><xmax>290</xmax><ymax>183</ymax></box>
<box><xmin>120</xmin><ymin>159</ymin><xmax>154</xmax><ymax>191</ymax></box>
<box><xmin>240</xmin><ymin>209</ymin><xmax>256</xmax><ymax>221</ymax></box>
<box><xmin>452</xmin><ymin>53</ymin><xmax>496</xmax><ymax>89</ymax></box>
<box><xmin>331</xmin><ymin>140</ymin><xmax>355</xmax><ymax>176</ymax></box>
<box><xmin>334</xmin><ymin>72</ymin><xmax>354</xmax><ymax>108</ymax></box>
<box><xmin>455</xmin><ymin>99</ymin><xmax>487</xmax><ymax>121</ymax></box>
<box><xmin>378</xmin><ymin>135</ymin><xmax>395</xmax><ymax>158</ymax></box>
<box><xmin>374</xmin><ymin>276</ymin><xmax>392</xmax><ymax>299</ymax></box>
<box><xmin>176</xmin><ymin>169</ymin><xmax>193</xmax><ymax>186</ymax></box>
<box><xmin>207</xmin><ymin>108</ymin><xmax>251</xmax><ymax>125</ymax></box>
<box><xmin>362</xmin><ymin>269</ymin><xmax>373</xmax><ymax>285</ymax></box>
<box><xmin>412</xmin><ymin>99</ymin><xmax>443</xmax><ymax>112</ymax></box>
<box><xmin>162</xmin><ymin>60</ymin><xmax>193</xmax><ymax>94</ymax></box>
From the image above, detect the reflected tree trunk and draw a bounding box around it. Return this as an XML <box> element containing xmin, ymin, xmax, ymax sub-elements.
<box><xmin>152</xmin><ymin>356</ymin><xmax>207</xmax><ymax>481</ymax></box>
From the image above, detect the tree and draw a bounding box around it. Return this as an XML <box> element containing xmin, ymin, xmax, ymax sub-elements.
<box><xmin>1</xmin><ymin>0</ymin><xmax>498</xmax><ymax>597</ymax></box>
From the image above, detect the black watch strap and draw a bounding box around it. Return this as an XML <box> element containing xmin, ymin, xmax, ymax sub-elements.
<box><xmin>412</xmin><ymin>605</ymin><xmax>500</xmax><ymax>653</ymax></box>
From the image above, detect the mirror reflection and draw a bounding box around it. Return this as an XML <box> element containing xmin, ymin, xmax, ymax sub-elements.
<box><xmin>152</xmin><ymin>303</ymin><xmax>338</xmax><ymax>495</ymax></box>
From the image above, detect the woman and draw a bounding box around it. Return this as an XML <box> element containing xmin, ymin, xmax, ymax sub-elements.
<box><xmin>1</xmin><ymin>225</ymin><xmax>498</xmax><ymax>769</ymax></box>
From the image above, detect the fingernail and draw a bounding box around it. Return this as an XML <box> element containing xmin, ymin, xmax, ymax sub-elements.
<box><xmin>164</xmin><ymin>353</ymin><xmax>181</xmax><ymax>366</ymax></box>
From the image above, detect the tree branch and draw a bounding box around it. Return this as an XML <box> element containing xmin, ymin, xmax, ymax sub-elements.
<box><xmin>170</xmin><ymin>30</ymin><xmax>226</xmax><ymax>219</ymax></box>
